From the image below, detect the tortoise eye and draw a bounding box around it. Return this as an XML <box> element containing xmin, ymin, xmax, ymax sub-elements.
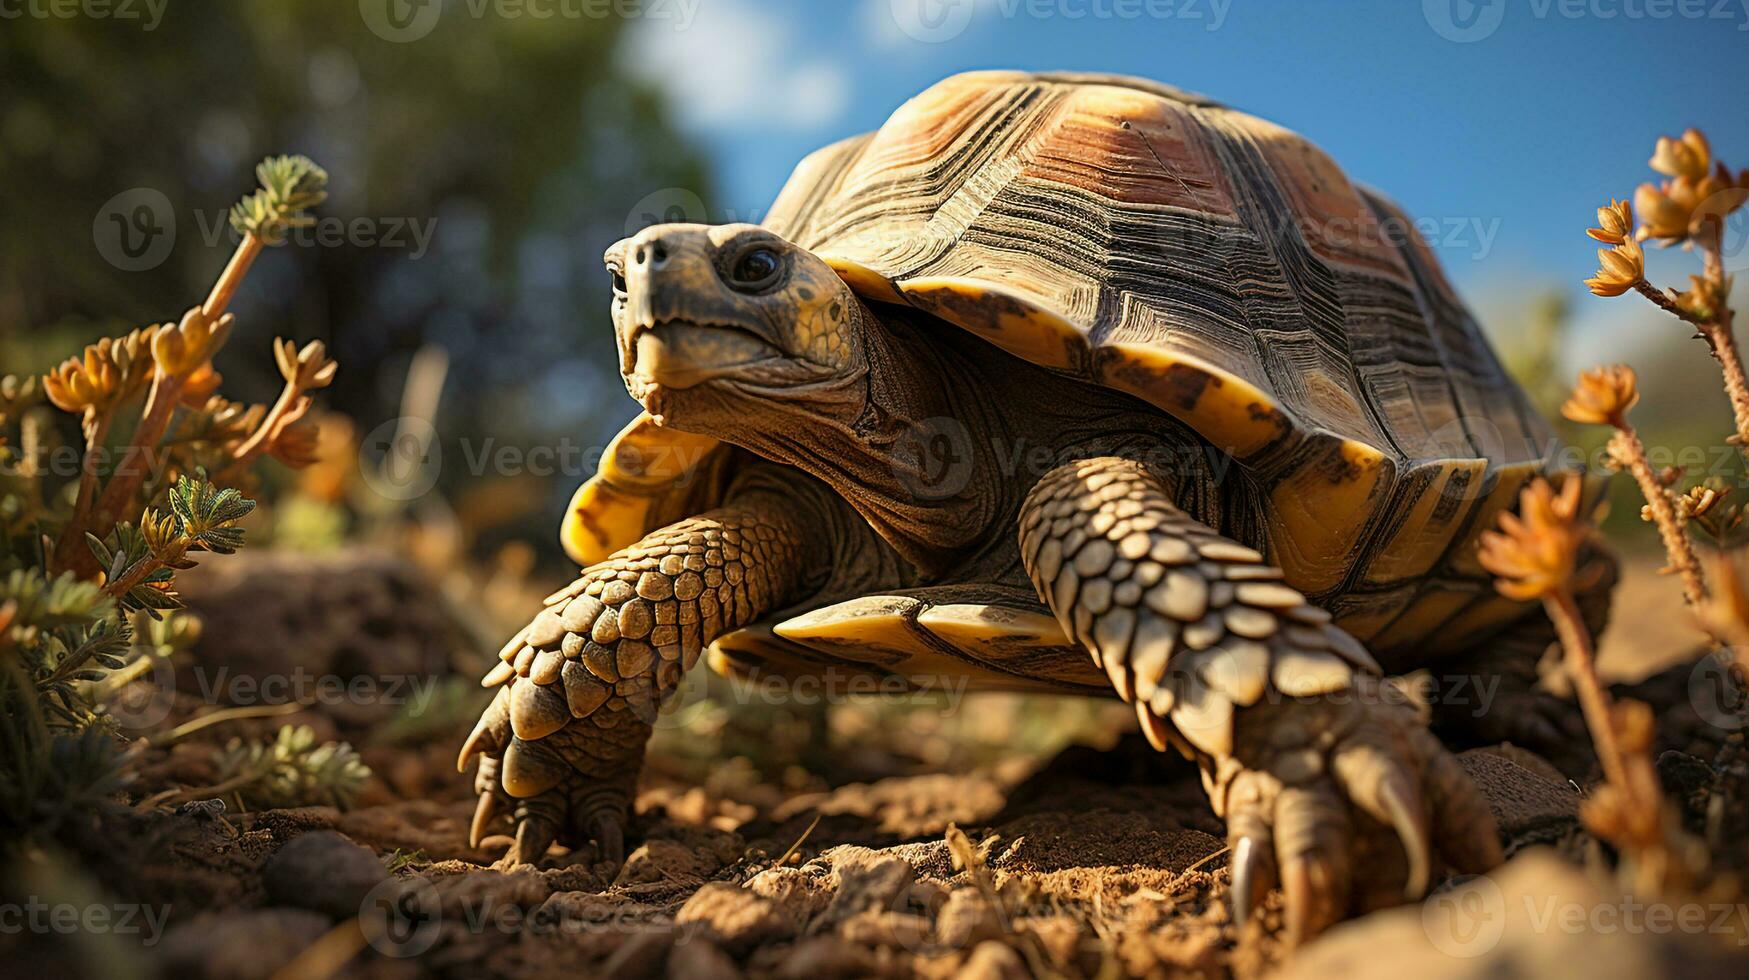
<box><xmin>727</xmin><ymin>246</ymin><xmax>783</xmax><ymax>292</ymax></box>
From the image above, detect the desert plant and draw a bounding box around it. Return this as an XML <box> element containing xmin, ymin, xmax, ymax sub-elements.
<box><xmin>39</xmin><ymin>155</ymin><xmax>333</xmax><ymax>578</ymax></box>
<box><xmin>1562</xmin><ymin>364</ymin><xmax>1709</xmax><ymax>604</ymax></box>
<box><xmin>1584</xmin><ymin>132</ymin><xmax>1749</xmax><ymax>454</ymax></box>
<box><xmin>208</xmin><ymin>724</ymin><xmax>370</xmax><ymax>811</ymax></box>
<box><xmin>0</xmin><ymin>155</ymin><xmax>343</xmax><ymax>843</ymax></box>
<box><xmin>1478</xmin><ymin>476</ymin><xmax>1703</xmax><ymax>893</ymax></box>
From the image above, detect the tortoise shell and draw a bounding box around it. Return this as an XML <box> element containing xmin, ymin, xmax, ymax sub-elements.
<box><xmin>562</xmin><ymin>71</ymin><xmax>1569</xmax><ymax>690</ymax></box>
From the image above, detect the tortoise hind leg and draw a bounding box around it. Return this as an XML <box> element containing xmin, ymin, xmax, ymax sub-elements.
<box><xmin>1018</xmin><ymin>456</ymin><xmax>1504</xmax><ymax>944</ymax></box>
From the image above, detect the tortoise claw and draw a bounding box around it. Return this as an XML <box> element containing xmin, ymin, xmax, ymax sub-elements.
<box><xmin>1229</xmin><ymin>835</ymin><xmax>1267</xmax><ymax>928</ymax></box>
<box><xmin>1212</xmin><ymin>676</ymin><xmax>1503</xmax><ymax>944</ymax></box>
<box><xmin>508</xmin><ymin>813</ymin><xmax>558</xmax><ymax>867</ymax></box>
<box><xmin>469</xmin><ymin>791</ymin><xmax>499</xmax><ymax>850</ymax></box>
<box><xmin>593</xmin><ymin>812</ymin><xmax>626</xmax><ymax>872</ymax></box>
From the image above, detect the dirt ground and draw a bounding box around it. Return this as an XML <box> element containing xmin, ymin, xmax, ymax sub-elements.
<box><xmin>10</xmin><ymin>549</ymin><xmax>1749</xmax><ymax>979</ymax></box>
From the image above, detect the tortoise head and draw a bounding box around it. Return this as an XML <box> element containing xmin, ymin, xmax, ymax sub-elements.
<box><xmin>604</xmin><ymin>223</ymin><xmax>867</xmax><ymax>428</ymax></box>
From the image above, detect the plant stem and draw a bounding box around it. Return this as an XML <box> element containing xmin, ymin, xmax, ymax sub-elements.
<box><xmin>1611</xmin><ymin>427</ymin><xmax>1708</xmax><ymax>605</ymax></box>
<box><xmin>1633</xmin><ymin>279</ymin><xmax>1704</xmax><ymax>324</ymax></box>
<box><xmin>53</xmin><ymin>408</ymin><xmax>115</xmax><ymax>574</ymax></box>
<box><xmin>218</xmin><ymin>380</ymin><xmax>305</xmax><ymax>484</ymax></box>
<box><xmin>203</xmin><ymin>234</ymin><xmax>262</xmax><ymax>321</ymax></box>
<box><xmin>149</xmin><ymin>702</ymin><xmax>302</xmax><ymax>747</ymax></box>
<box><xmin>1546</xmin><ymin>589</ymin><xmax>1628</xmax><ymax>789</ymax></box>
<box><xmin>103</xmin><ymin>555</ymin><xmax>166</xmax><ymax>601</ymax></box>
<box><xmin>66</xmin><ymin>235</ymin><xmax>266</xmax><ymax>574</ymax></box>
<box><xmin>84</xmin><ymin>376</ymin><xmax>183</xmax><ymax>539</ymax></box>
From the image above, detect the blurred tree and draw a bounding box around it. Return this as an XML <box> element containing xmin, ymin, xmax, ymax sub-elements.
<box><xmin>0</xmin><ymin>1</ymin><xmax>709</xmax><ymax>560</ymax></box>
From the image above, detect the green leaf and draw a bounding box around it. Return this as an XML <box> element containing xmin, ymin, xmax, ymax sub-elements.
<box><xmin>228</xmin><ymin>155</ymin><xmax>329</xmax><ymax>246</ymax></box>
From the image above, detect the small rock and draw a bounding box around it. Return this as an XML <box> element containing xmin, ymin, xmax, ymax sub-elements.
<box><xmin>959</xmin><ymin>941</ymin><xmax>1029</xmax><ymax>980</ymax></box>
<box><xmin>667</xmin><ymin>939</ymin><xmax>743</xmax><ymax>979</ymax></box>
<box><xmin>535</xmin><ymin>892</ymin><xmax>659</xmax><ymax>932</ymax></box>
<box><xmin>769</xmin><ymin>935</ymin><xmax>875</xmax><ymax>980</ymax></box>
<box><xmin>936</xmin><ymin>888</ymin><xmax>1006</xmax><ymax>950</ymax></box>
<box><xmin>619</xmin><ymin>837</ymin><xmax>731</xmax><ymax>885</ymax></box>
<box><xmin>262</xmin><ymin>830</ymin><xmax>388</xmax><ymax>919</ymax></box>
<box><xmin>600</xmin><ymin>926</ymin><xmax>674</xmax><ymax>979</ymax></box>
<box><xmin>838</xmin><ymin>909</ymin><xmax>933</xmax><ymax>950</ymax></box>
<box><xmin>676</xmin><ymin>882</ymin><xmax>794</xmax><ymax>954</ymax></box>
<box><xmin>1277</xmin><ymin>847</ymin><xmax>1746</xmax><ymax>980</ymax></box>
<box><xmin>745</xmin><ymin>866</ymin><xmax>835</xmax><ymax>921</ymax></box>
<box><xmin>817</xmin><ymin>846</ymin><xmax>916</xmax><ymax>925</ymax></box>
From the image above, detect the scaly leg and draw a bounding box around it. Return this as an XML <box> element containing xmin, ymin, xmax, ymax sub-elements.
<box><xmin>458</xmin><ymin>492</ymin><xmax>815</xmax><ymax>868</ymax></box>
<box><xmin>1018</xmin><ymin>457</ymin><xmax>1502</xmax><ymax>943</ymax></box>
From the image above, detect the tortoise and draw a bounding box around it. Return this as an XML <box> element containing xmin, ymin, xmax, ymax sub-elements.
<box><xmin>458</xmin><ymin>71</ymin><xmax>1615</xmax><ymax>941</ymax></box>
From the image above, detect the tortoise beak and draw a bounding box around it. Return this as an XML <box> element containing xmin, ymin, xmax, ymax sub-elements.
<box><xmin>628</xmin><ymin>319</ymin><xmax>782</xmax><ymax>389</ymax></box>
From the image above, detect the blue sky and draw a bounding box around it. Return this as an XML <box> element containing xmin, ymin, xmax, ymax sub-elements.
<box><xmin>624</xmin><ymin>0</ymin><xmax>1749</xmax><ymax>360</ymax></box>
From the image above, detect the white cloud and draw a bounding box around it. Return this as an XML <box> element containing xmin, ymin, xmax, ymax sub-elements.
<box><xmin>623</xmin><ymin>0</ymin><xmax>850</xmax><ymax>133</ymax></box>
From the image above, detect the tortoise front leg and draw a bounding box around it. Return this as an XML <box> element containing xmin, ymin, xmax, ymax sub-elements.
<box><xmin>458</xmin><ymin>495</ymin><xmax>813</xmax><ymax>869</ymax></box>
<box><xmin>1018</xmin><ymin>457</ymin><xmax>1503</xmax><ymax>943</ymax></box>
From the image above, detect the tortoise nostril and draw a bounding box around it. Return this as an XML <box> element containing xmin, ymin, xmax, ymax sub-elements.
<box><xmin>634</xmin><ymin>247</ymin><xmax>647</xmax><ymax>265</ymax></box>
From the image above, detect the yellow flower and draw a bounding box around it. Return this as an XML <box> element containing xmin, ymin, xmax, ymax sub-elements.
<box><xmin>1478</xmin><ymin>476</ymin><xmax>1589</xmax><ymax>601</ymax></box>
<box><xmin>178</xmin><ymin>363</ymin><xmax>224</xmax><ymax>407</ymax></box>
<box><xmin>1584</xmin><ymin>238</ymin><xmax>1645</xmax><ymax>296</ymax></box>
<box><xmin>1635</xmin><ymin>180</ymin><xmax>1694</xmax><ymax>243</ymax></box>
<box><xmin>1639</xmin><ymin>172</ymin><xmax>1746</xmax><ymax>245</ymax></box>
<box><xmin>152</xmin><ymin>307</ymin><xmax>236</xmax><ymax>377</ymax></box>
<box><xmin>269</xmin><ymin>418</ymin><xmax>323</xmax><ymax>469</ymax></box>
<box><xmin>1649</xmin><ymin>128</ymin><xmax>1711</xmax><ymax>180</ymax></box>
<box><xmin>1587</xmin><ymin>199</ymin><xmax>1634</xmax><ymax>245</ymax></box>
<box><xmin>1562</xmin><ymin>364</ymin><xmax>1640</xmax><ymax>428</ymax></box>
<box><xmin>192</xmin><ymin>397</ymin><xmax>266</xmax><ymax>446</ymax></box>
<box><xmin>273</xmin><ymin>338</ymin><xmax>339</xmax><ymax>390</ymax></box>
<box><xmin>43</xmin><ymin>343</ymin><xmax>123</xmax><ymax>415</ymax></box>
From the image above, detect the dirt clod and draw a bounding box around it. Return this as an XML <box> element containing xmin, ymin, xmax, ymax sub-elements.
<box><xmin>260</xmin><ymin>829</ymin><xmax>387</xmax><ymax>918</ymax></box>
<box><xmin>678</xmin><ymin>882</ymin><xmax>796</xmax><ymax>954</ymax></box>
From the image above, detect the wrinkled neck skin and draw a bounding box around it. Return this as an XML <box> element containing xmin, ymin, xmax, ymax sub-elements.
<box><xmin>668</xmin><ymin>299</ymin><xmax>1012</xmax><ymax>577</ymax></box>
